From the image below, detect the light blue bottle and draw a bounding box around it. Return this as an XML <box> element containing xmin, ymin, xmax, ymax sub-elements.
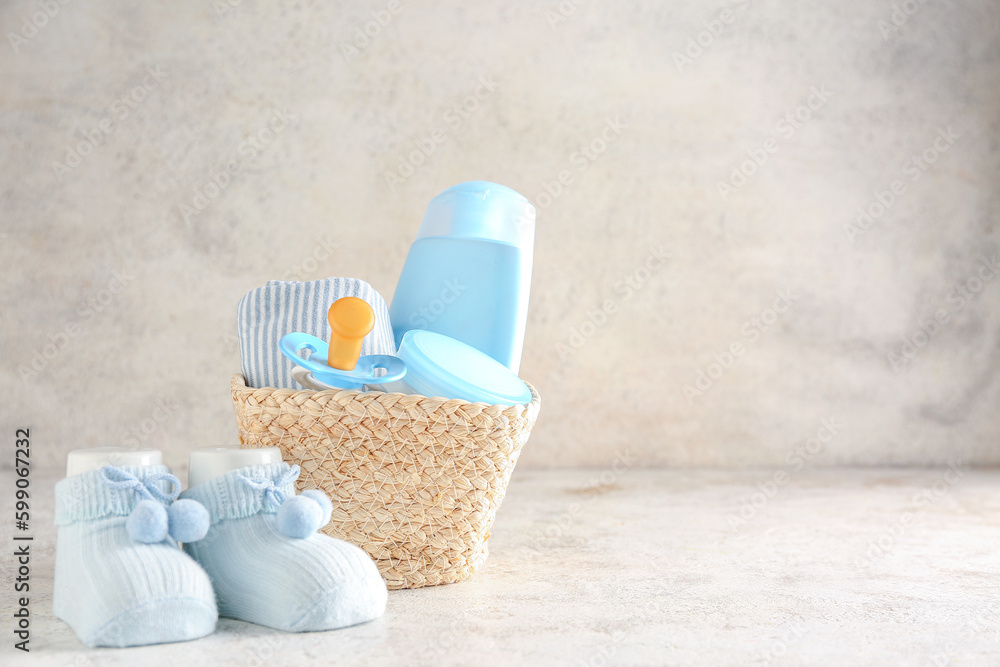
<box><xmin>389</xmin><ymin>181</ymin><xmax>535</xmax><ymax>374</ymax></box>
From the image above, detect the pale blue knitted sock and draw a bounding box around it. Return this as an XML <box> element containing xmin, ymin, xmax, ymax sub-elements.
<box><xmin>180</xmin><ymin>462</ymin><xmax>387</xmax><ymax>632</ymax></box>
<box><xmin>53</xmin><ymin>465</ymin><xmax>218</xmax><ymax>648</ymax></box>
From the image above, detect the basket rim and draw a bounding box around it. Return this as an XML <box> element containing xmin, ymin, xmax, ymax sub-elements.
<box><xmin>231</xmin><ymin>373</ymin><xmax>541</xmax><ymax>412</ymax></box>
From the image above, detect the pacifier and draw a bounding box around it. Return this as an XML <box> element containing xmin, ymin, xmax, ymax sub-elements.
<box><xmin>279</xmin><ymin>297</ymin><xmax>406</xmax><ymax>390</ymax></box>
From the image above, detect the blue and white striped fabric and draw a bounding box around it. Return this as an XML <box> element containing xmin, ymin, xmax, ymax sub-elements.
<box><xmin>237</xmin><ymin>278</ymin><xmax>396</xmax><ymax>389</ymax></box>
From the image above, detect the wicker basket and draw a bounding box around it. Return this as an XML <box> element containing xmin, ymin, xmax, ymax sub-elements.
<box><xmin>230</xmin><ymin>374</ymin><xmax>541</xmax><ymax>589</ymax></box>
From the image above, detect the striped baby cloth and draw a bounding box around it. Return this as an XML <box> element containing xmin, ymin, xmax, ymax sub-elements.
<box><xmin>237</xmin><ymin>277</ymin><xmax>396</xmax><ymax>389</ymax></box>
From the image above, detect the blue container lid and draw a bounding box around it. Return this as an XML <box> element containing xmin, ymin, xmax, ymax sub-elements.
<box><xmin>398</xmin><ymin>330</ymin><xmax>533</xmax><ymax>406</ymax></box>
<box><xmin>416</xmin><ymin>181</ymin><xmax>535</xmax><ymax>249</ymax></box>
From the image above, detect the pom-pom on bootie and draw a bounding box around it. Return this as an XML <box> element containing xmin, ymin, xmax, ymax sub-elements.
<box><xmin>180</xmin><ymin>462</ymin><xmax>387</xmax><ymax>632</ymax></box>
<box><xmin>93</xmin><ymin>466</ymin><xmax>211</xmax><ymax>544</ymax></box>
<box><xmin>53</xmin><ymin>465</ymin><xmax>217</xmax><ymax>648</ymax></box>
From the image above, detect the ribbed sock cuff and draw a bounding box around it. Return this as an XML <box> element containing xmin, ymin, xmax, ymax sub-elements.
<box><xmin>55</xmin><ymin>465</ymin><xmax>175</xmax><ymax>526</ymax></box>
<box><xmin>180</xmin><ymin>463</ymin><xmax>299</xmax><ymax>525</ymax></box>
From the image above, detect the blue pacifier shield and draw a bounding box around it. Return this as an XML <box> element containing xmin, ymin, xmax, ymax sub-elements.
<box><xmin>279</xmin><ymin>332</ymin><xmax>406</xmax><ymax>390</ymax></box>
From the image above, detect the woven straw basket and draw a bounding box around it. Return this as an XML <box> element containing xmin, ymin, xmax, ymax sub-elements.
<box><xmin>230</xmin><ymin>374</ymin><xmax>541</xmax><ymax>589</ymax></box>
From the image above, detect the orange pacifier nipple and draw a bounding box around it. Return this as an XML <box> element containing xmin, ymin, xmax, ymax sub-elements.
<box><xmin>326</xmin><ymin>297</ymin><xmax>375</xmax><ymax>371</ymax></box>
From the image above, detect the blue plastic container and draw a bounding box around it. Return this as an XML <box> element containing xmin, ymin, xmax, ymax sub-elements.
<box><xmin>383</xmin><ymin>330</ymin><xmax>533</xmax><ymax>406</ymax></box>
<box><xmin>388</xmin><ymin>181</ymin><xmax>535</xmax><ymax>373</ymax></box>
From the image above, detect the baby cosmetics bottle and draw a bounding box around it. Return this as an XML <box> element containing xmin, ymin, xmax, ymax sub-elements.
<box><xmin>389</xmin><ymin>181</ymin><xmax>535</xmax><ymax>374</ymax></box>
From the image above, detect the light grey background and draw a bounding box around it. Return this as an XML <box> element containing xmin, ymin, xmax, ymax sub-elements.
<box><xmin>2</xmin><ymin>0</ymin><xmax>998</xmax><ymax>471</ymax></box>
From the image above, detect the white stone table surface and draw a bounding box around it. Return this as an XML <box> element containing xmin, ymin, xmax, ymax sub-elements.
<box><xmin>2</xmin><ymin>466</ymin><xmax>998</xmax><ymax>666</ymax></box>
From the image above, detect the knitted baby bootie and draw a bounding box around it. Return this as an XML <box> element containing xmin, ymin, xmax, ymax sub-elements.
<box><xmin>180</xmin><ymin>462</ymin><xmax>387</xmax><ymax>632</ymax></box>
<box><xmin>53</xmin><ymin>465</ymin><xmax>217</xmax><ymax>648</ymax></box>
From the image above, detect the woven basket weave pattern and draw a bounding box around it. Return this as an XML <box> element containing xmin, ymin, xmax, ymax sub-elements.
<box><xmin>230</xmin><ymin>374</ymin><xmax>540</xmax><ymax>589</ymax></box>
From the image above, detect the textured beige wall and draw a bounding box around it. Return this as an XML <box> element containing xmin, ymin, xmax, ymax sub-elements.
<box><xmin>3</xmin><ymin>1</ymin><xmax>999</xmax><ymax>471</ymax></box>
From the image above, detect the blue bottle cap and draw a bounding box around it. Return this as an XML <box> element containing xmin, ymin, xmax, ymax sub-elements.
<box><xmin>398</xmin><ymin>330</ymin><xmax>532</xmax><ymax>405</ymax></box>
<box><xmin>416</xmin><ymin>181</ymin><xmax>535</xmax><ymax>249</ymax></box>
